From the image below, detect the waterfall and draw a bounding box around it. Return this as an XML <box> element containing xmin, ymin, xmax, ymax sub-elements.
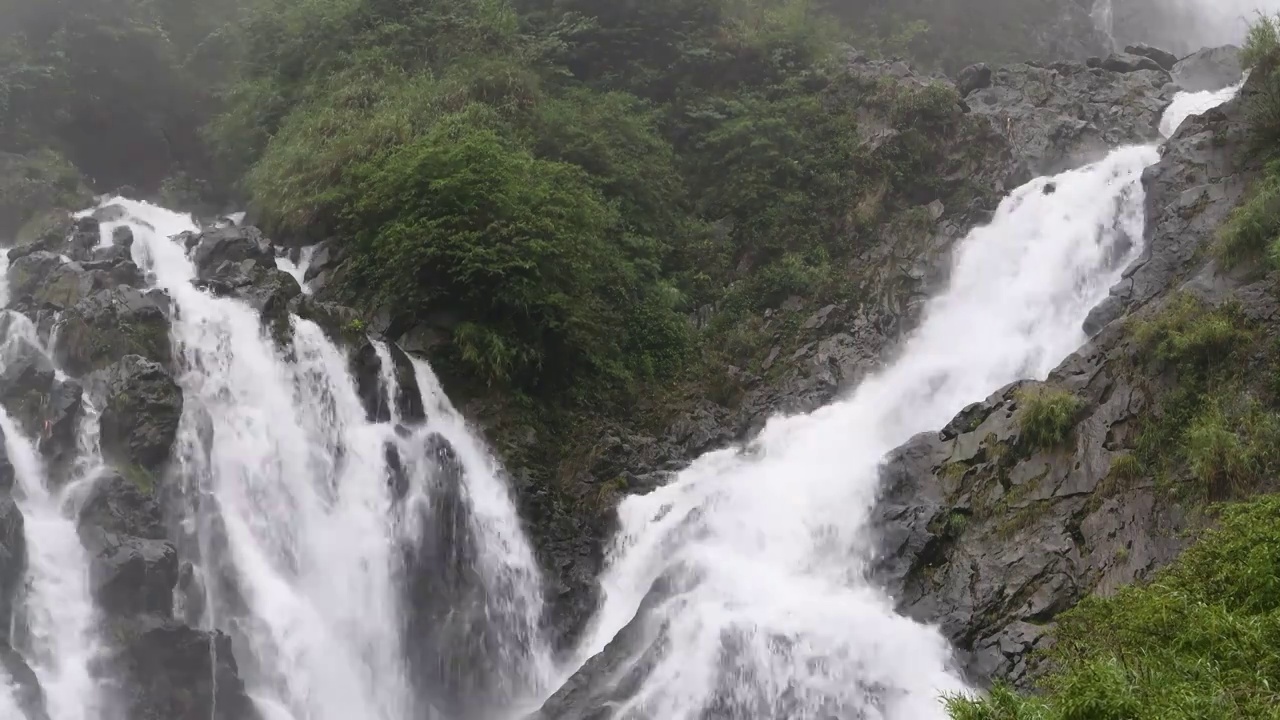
<box><xmin>0</xmin><ymin>405</ymin><xmax>103</xmax><ymax>720</ymax></box>
<box><xmin>558</xmin><ymin>82</ymin><xmax>1244</xmax><ymax>717</ymax></box>
<box><xmin>80</xmin><ymin>198</ymin><xmax>551</xmax><ymax>719</ymax></box>
<box><xmin>0</xmin><ymin>310</ymin><xmax>105</xmax><ymax>720</ymax></box>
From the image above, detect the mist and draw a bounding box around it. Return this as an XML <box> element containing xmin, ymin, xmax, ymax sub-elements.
<box><xmin>1101</xmin><ymin>0</ymin><xmax>1280</xmax><ymax>55</ymax></box>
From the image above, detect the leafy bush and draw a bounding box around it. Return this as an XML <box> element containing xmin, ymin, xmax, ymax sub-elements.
<box><xmin>948</xmin><ymin>494</ymin><xmax>1280</xmax><ymax>720</ymax></box>
<box><xmin>1017</xmin><ymin>387</ymin><xmax>1084</xmax><ymax>451</ymax></box>
<box><xmin>1131</xmin><ymin>294</ymin><xmax>1249</xmax><ymax>377</ymax></box>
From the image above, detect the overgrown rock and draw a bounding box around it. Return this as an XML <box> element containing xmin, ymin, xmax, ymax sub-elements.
<box><xmin>53</xmin><ymin>287</ymin><xmax>172</xmax><ymax>375</ymax></box>
<box><xmin>98</xmin><ymin>355</ymin><xmax>183</xmax><ymax>478</ymax></box>
<box><xmin>106</xmin><ymin>619</ymin><xmax>259</xmax><ymax>720</ymax></box>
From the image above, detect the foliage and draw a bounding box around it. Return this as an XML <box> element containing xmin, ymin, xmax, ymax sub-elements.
<box><xmin>1216</xmin><ymin>160</ymin><xmax>1280</xmax><ymax>269</ymax></box>
<box><xmin>0</xmin><ymin>148</ymin><xmax>89</xmax><ymax>236</ymax></box>
<box><xmin>948</xmin><ymin>494</ymin><xmax>1280</xmax><ymax>720</ymax></box>
<box><xmin>1016</xmin><ymin>387</ymin><xmax>1084</xmax><ymax>451</ymax></box>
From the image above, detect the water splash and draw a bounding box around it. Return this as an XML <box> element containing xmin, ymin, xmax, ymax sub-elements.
<box><xmin>0</xmin><ymin>404</ymin><xmax>104</xmax><ymax>720</ymax></box>
<box><xmin>87</xmin><ymin>197</ymin><xmax>552</xmax><ymax>719</ymax></box>
<box><xmin>1160</xmin><ymin>77</ymin><xmax>1248</xmax><ymax>137</ymax></box>
<box><xmin>565</xmin><ymin>143</ymin><xmax>1161</xmax><ymax>719</ymax></box>
<box><xmin>274</xmin><ymin>247</ymin><xmax>317</xmax><ymax>295</ymax></box>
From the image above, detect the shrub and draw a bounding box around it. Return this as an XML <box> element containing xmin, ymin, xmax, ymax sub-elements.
<box><xmin>1216</xmin><ymin>161</ymin><xmax>1280</xmax><ymax>269</ymax></box>
<box><xmin>948</xmin><ymin>494</ymin><xmax>1280</xmax><ymax>720</ymax></box>
<box><xmin>1017</xmin><ymin>387</ymin><xmax>1084</xmax><ymax>451</ymax></box>
<box><xmin>1131</xmin><ymin>294</ymin><xmax>1249</xmax><ymax>377</ymax></box>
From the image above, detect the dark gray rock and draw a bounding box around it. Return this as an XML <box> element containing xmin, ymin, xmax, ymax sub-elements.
<box><xmin>1101</xmin><ymin>51</ymin><xmax>1168</xmax><ymax>75</ymax></box>
<box><xmin>0</xmin><ymin>487</ymin><xmax>24</xmax><ymax>646</ymax></box>
<box><xmin>67</xmin><ymin>216</ymin><xmax>100</xmax><ymax>261</ymax></box>
<box><xmin>98</xmin><ymin>355</ymin><xmax>183</xmax><ymax>477</ymax></box>
<box><xmin>107</xmin><ymin>619</ymin><xmax>259</xmax><ymax>720</ymax></box>
<box><xmin>1170</xmin><ymin>45</ymin><xmax>1242</xmax><ymax>93</ymax></box>
<box><xmin>79</xmin><ymin>471</ymin><xmax>166</xmax><ymax>541</ymax></box>
<box><xmin>111</xmin><ymin>225</ymin><xmax>134</xmax><ymax>248</ymax></box>
<box><xmin>82</xmin><ymin>528</ymin><xmax>177</xmax><ymax>617</ymax></box>
<box><xmin>352</xmin><ymin>342</ymin><xmax>424</xmax><ymax>424</ymax></box>
<box><xmin>189</xmin><ymin>225</ymin><xmax>275</xmax><ymax>280</ymax></box>
<box><xmin>956</xmin><ymin>63</ymin><xmax>993</xmax><ymax>96</ymax></box>
<box><xmin>967</xmin><ymin>60</ymin><xmax>1172</xmax><ymax>176</ymax></box>
<box><xmin>0</xmin><ymin>646</ymin><xmax>47</xmax><ymax>720</ymax></box>
<box><xmin>53</xmin><ymin>287</ymin><xmax>172</xmax><ymax>376</ymax></box>
<box><xmin>1085</xmin><ymin>69</ymin><xmax>1259</xmax><ymax>335</ymax></box>
<box><xmin>1124</xmin><ymin>44</ymin><xmax>1178</xmax><ymax>71</ymax></box>
<box><xmin>5</xmin><ymin>250</ymin><xmax>143</xmax><ymax>315</ymax></box>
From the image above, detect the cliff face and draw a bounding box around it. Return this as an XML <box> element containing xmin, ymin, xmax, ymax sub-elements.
<box><xmin>873</xmin><ymin>64</ymin><xmax>1265</xmax><ymax>689</ymax></box>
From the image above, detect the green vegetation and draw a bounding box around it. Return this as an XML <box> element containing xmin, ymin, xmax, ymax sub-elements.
<box><xmin>1016</xmin><ymin>387</ymin><xmax>1084</xmax><ymax>451</ymax></box>
<box><xmin>947</xmin><ymin>495</ymin><xmax>1280</xmax><ymax>720</ymax></box>
<box><xmin>1217</xmin><ymin>12</ymin><xmax>1280</xmax><ymax>268</ymax></box>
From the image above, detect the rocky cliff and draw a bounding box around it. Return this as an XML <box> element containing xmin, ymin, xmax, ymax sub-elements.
<box><xmin>873</xmin><ymin>54</ymin><xmax>1265</xmax><ymax>690</ymax></box>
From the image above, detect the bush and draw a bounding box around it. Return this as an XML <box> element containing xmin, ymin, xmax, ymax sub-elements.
<box><xmin>1131</xmin><ymin>294</ymin><xmax>1249</xmax><ymax>377</ymax></box>
<box><xmin>948</xmin><ymin>494</ymin><xmax>1280</xmax><ymax>720</ymax></box>
<box><xmin>1017</xmin><ymin>387</ymin><xmax>1084</xmax><ymax>451</ymax></box>
<box><xmin>341</xmin><ymin>108</ymin><xmax>689</xmax><ymax>396</ymax></box>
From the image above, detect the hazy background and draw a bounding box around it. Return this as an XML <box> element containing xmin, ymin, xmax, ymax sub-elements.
<box><xmin>1100</xmin><ymin>0</ymin><xmax>1280</xmax><ymax>55</ymax></box>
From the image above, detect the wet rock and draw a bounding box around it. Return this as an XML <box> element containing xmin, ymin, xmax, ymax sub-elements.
<box><xmin>5</xmin><ymin>251</ymin><xmax>143</xmax><ymax>313</ymax></box>
<box><xmin>0</xmin><ymin>333</ymin><xmax>81</xmax><ymax>464</ymax></box>
<box><xmin>111</xmin><ymin>225</ymin><xmax>134</xmax><ymax>248</ymax></box>
<box><xmin>11</xmin><ymin>210</ymin><xmax>73</xmax><ymax>255</ymax></box>
<box><xmin>0</xmin><ymin>646</ymin><xmax>47</xmax><ymax>720</ymax></box>
<box><xmin>53</xmin><ymin>287</ymin><xmax>172</xmax><ymax>375</ymax></box>
<box><xmin>1171</xmin><ymin>45</ymin><xmax>1243</xmax><ymax>93</ymax></box>
<box><xmin>82</xmin><ymin>528</ymin><xmax>178</xmax><ymax>617</ymax></box>
<box><xmin>1086</xmin><ymin>67</ymin><xmax>1259</xmax><ymax>334</ymax></box>
<box><xmin>99</xmin><ymin>356</ymin><xmax>183</xmax><ymax>477</ymax></box>
<box><xmin>79</xmin><ymin>470</ymin><xmax>166</xmax><ymax>540</ymax></box>
<box><xmin>0</xmin><ymin>487</ymin><xmax>24</xmax><ymax>646</ymax></box>
<box><xmin>189</xmin><ymin>225</ymin><xmax>275</xmax><ymax>280</ymax></box>
<box><xmin>67</xmin><ymin>216</ymin><xmax>101</xmax><ymax>261</ymax></box>
<box><xmin>351</xmin><ymin>342</ymin><xmax>425</xmax><ymax>423</ymax></box>
<box><xmin>1101</xmin><ymin>51</ymin><xmax>1167</xmax><ymax>75</ymax></box>
<box><xmin>288</xmin><ymin>295</ymin><xmax>366</xmax><ymax>346</ymax></box>
<box><xmin>108</xmin><ymin>619</ymin><xmax>259</xmax><ymax>720</ymax></box>
<box><xmin>967</xmin><ymin>60</ymin><xmax>1172</xmax><ymax>176</ymax></box>
<box><xmin>1124</xmin><ymin>44</ymin><xmax>1177</xmax><ymax>71</ymax></box>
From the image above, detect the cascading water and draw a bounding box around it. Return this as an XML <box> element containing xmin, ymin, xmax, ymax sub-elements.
<box><xmin>82</xmin><ymin>197</ymin><xmax>551</xmax><ymax>720</ymax></box>
<box><xmin>561</xmin><ymin>85</ymin><xmax>1241</xmax><ymax>719</ymax></box>
<box><xmin>0</xmin><ymin>311</ymin><xmax>105</xmax><ymax>720</ymax></box>
<box><xmin>1160</xmin><ymin>77</ymin><xmax>1249</xmax><ymax>136</ymax></box>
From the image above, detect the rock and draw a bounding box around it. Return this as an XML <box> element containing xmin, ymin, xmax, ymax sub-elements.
<box><xmin>189</xmin><ymin>225</ymin><xmax>275</xmax><ymax>280</ymax></box>
<box><xmin>1101</xmin><ymin>51</ymin><xmax>1168</xmax><ymax>75</ymax></box>
<box><xmin>108</xmin><ymin>619</ymin><xmax>259</xmax><ymax>720</ymax></box>
<box><xmin>98</xmin><ymin>356</ymin><xmax>183</xmax><ymax>478</ymax></box>
<box><xmin>79</xmin><ymin>471</ymin><xmax>167</xmax><ymax>540</ymax></box>
<box><xmin>967</xmin><ymin>60</ymin><xmax>1171</xmax><ymax>176</ymax></box>
<box><xmin>53</xmin><ymin>287</ymin><xmax>172</xmax><ymax>375</ymax></box>
<box><xmin>0</xmin><ymin>331</ymin><xmax>81</xmax><ymax>464</ymax></box>
<box><xmin>1086</xmin><ymin>67</ymin><xmax>1259</xmax><ymax>334</ymax></box>
<box><xmin>1124</xmin><ymin>44</ymin><xmax>1178</xmax><ymax>71</ymax></box>
<box><xmin>0</xmin><ymin>490</ymin><xmax>25</xmax><ymax>645</ymax></box>
<box><xmin>288</xmin><ymin>295</ymin><xmax>366</xmax><ymax>346</ymax></box>
<box><xmin>12</xmin><ymin>210</ymin><xmax>72</xmax><ymax>254</ymax></box>
<box><xmin>5</xmin><ymin>250</ymin><xmax>143</xmax><ymax>313</ymax></box>
<box><xmin>92</xmin><ymin>205</ymin><xmax>129</xmax><ymax>223</ymax></box>
<box><xmin>112</xmin><ymin>225</ymin><xmax>134</xmax><ymax>248</ymax></box>
<box><xmin>82</xmin><ymin>527</ymin><xmax>178</xmax><ymax>617</ymax></box>
<box><xmin>67</xmin><ymin>216</ymin><xmax>100</xmax><ymax>261</ymax></box>
<box><xmin>351</xmin><ymin>342</ymin><xmax>425</xmax><ymax>424</ymax></box>
<box><xmin>1170</xmin><ymin>45</ymin><xmax>1243</xmax><ymax>93</ymax></box>
<box><xmin>0</xmin><ymin>646</ymin><xmax>47</xmax><ymax>720</ymax></box>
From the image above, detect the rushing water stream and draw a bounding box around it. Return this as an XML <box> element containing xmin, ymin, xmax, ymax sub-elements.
<box><xmin>0</xmin><ymin>63</ymin><xmax>1246</xmax><ymax>720</ymax></box>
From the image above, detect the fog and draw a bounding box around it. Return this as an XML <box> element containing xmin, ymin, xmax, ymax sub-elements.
<box><xmin>1098</xmin><ymin>0</ymin><xmax>1280</xmax><ymax>55</ymax></box>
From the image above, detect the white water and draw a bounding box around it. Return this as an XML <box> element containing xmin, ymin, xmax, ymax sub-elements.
<box><xmin>570</xmin><ymin>143</ymin><xmax>1161</xmax><ymax>717</ymax></box>
<box><xmin>85</xmin><ymin>197</ymin><xmax>550</xmax><ymax>719</ymax></box>
<box><xmin>275</xmin><ymin>247</ymin><xmax>317</xmax><ymax>295</ymax></box>
<box><xmin>0</xmin><ymin>299</ymin><xmax>105</xmax><ymax>720</ymax></box>
<box><xmin>566</xmin><ymin>82</ymin><xmax>1245</xmax><ymax>719</ymax></box>
<box><xmin>0</xmin><ymin>404</ymin><xmax>103</xmax><ymax>720</ymax></box>
<box><xmin>1160</xmin><ymin>77</ymin><xmax>1248</xmax><ymax>136</ymax></box>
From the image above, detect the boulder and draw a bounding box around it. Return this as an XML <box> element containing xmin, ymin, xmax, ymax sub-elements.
<box><xmin>351</xmin><ymin>342</ymin><xmax>424</xmax><ymax>423</ymax></box>
<box><xmin>53</xmin><ymin>287</ymin><xmax>172</xmax><ymax>375</ymax></box>
<box><xmin>966</xmin><ymin>60</ymin><xmax>1172</xmax><ymax>176</ymax></box>
<box><xmin>98</xmin><ymin>356</ymin><xmax>183</xmax><ymax>478</ymax></box>
<box><xmin>1101</xmin><ymin>51</ymin><xmax>1168</xmax><ymax>75</ymax></box>
<box><xmin>108</xmin><ymin>619</ymin><xmax>259</xmax><ymax>720</ymax></box>
<box><xmin>1171</xmin><ymin>45</ymin><xmax>1243</xmax><ymax>93</ymax></box>
<box><xmin>67</xmin><ymin>216</ymin><xmax>100</xmax><ymax>261</ymax></box>
<box><xmin>189</xmin><ymin>225</ymin><xmax>275</xmax><ymax>280</ymax></box>
<box><xmin>111</xmin><ymin>225</ymin><xmax>134</xmax><ymax>248</ymax></box>
<box><xmin>0</xmin><ymin>491</ymin><xmax>24</xmax><ymax>645</ymax></box>
<box><xmin>5</xmin><ymin>251</ymin><xmax>143</xmax><ymax>313</ymax></box>
<box><xmin>956</xmin><ymin>63</ymin><xmax>993</xmax><ymax>96</ymax></box>
<box><xmin>79</xmin><ymin>470</ymin><xmax>166</xmax><ymax>540</ymax></box>
<box><xmin>0</xmin><ymin>646</ymin><xmax>47</xmax><ymax>720</ymax></box>
<box><xmin>82</xmin><ymin>528</ymin><xmax>178</xmax><ymax>617</ymax></box>
<box><xmin>1124</xmin><ymin>43</ymin><xmax>1178</xmax><ymax>71</ymax></box>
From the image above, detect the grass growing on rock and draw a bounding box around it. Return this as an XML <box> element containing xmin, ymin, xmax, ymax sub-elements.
<box><xmin>947</xmin><ymin>494</ymin><xmax>1280</xmax><ymax>720</ymax></box>
<box><xmin>1016</xmin><ymin>387</ymin><xmax>1083</xmax><ymax>451</ymax></box>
